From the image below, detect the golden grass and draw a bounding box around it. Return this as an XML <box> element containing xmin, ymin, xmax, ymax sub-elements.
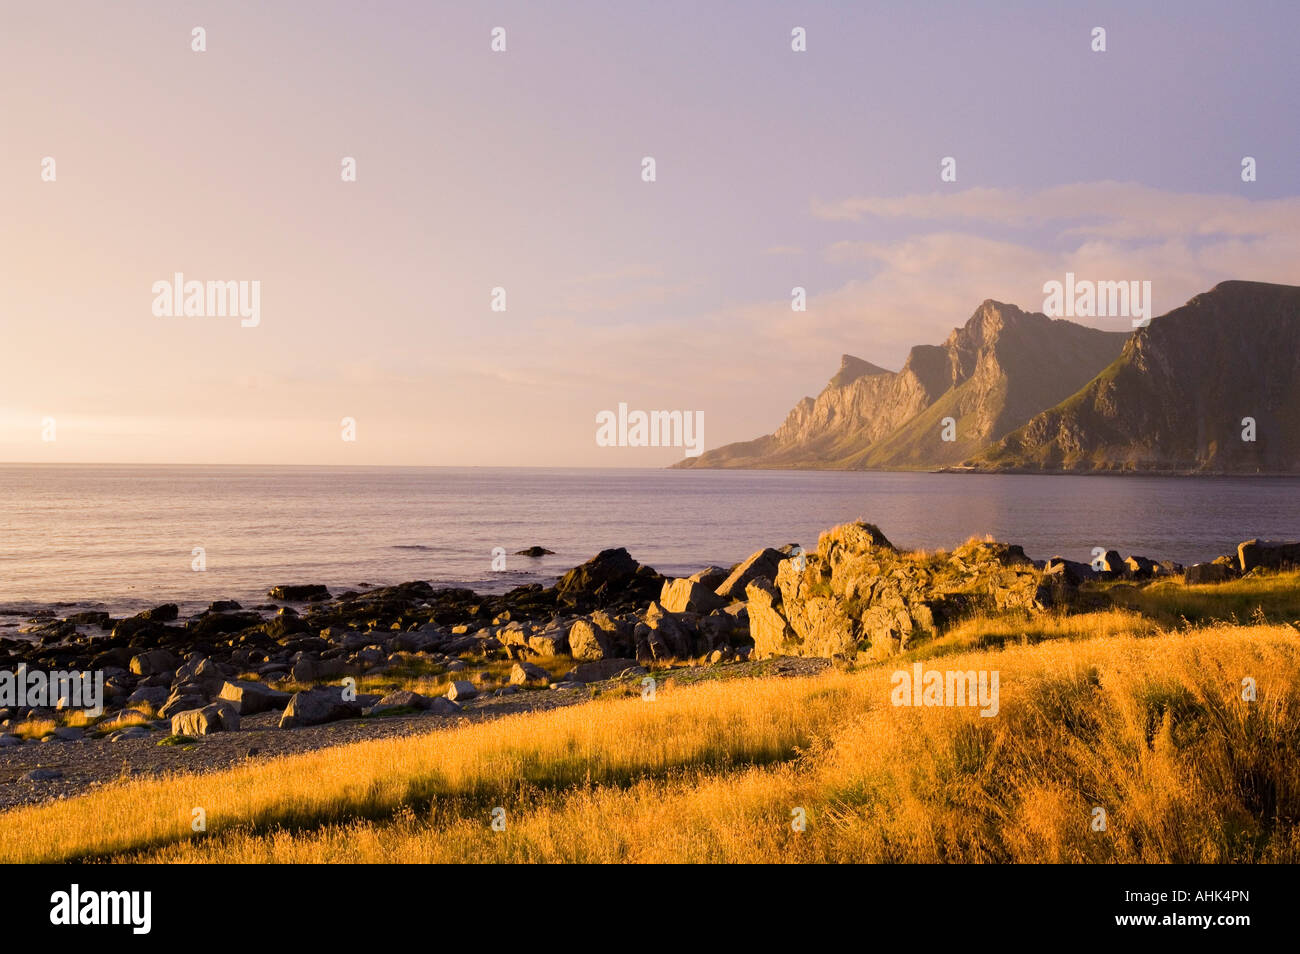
<box><xmin>4</xmin><ymin>623</ymin><xmax>1298</xmax><ymax>863</ymax></box>
<box><xmin>912</xmin><ymin>608</ymin><xmax>1162</xmax><ymax>660</ymax></box>
<box><xmin>12</xmin><ymin>718</ymin><xmax>56</xmax><ymax>741</ymax></box>
<box><xmin>1101</xmin><ymin>570</ymin><xmax>1300</xmax><ymax>625</ymax></box>
<box><xmin>0</xmin><ymin>665</ymin><xmax>845</xmax><ymax>863</ymax></box>
<box><xmin>249</xmin><ymin>654</ymin><xmax>580</xmax><ymax>699</ymax></box>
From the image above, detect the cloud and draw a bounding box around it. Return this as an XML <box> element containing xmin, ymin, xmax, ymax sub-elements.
<box><xmin>811</xmin><ymin>181</ymin><xmax>1300</xmax><ymax>242</ymax></box>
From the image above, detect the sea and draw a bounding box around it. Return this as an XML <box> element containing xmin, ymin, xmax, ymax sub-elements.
<box><xmin>2</xmin><ymin>464</ymin><xmax>1298</xmax><ymax>627</ymax></box>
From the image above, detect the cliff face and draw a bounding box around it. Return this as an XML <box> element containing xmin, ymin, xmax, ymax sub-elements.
<box><xmin>972</xmin><ymin>281</ymin><xmax>1300</xmax><ymax>473</ymax></box>
<box><xmin>678</xmin><ymin>300</ymin><xmax>1128</xmax><ymax>470</ymax></box>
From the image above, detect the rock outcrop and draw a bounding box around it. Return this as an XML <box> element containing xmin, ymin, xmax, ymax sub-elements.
<box><xmin>744</xmin><ymin>522</ymin><xmax>1048</xmax><ymax>660</ymax></box>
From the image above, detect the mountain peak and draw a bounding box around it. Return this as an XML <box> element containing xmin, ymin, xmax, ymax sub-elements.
<box><xmin>677</xmin><ymin>292</ymin><xmax>1126</xmax><ymax>470</ymax></box>
<box><xmin>830</xmin><ymin>354</ymin><xmax>891</xmax><ymax>388</ymax></box>
<box><xmin>974</xmin><ymin>280</ymin><xmax>1300</xmax><ymax>473</ymax></box>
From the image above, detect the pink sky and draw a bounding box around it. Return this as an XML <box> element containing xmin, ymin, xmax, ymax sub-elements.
<box><xmin>3</xmin><ymin>1</ymin><xmax>1298</xmax><ymax>465</ymax></box>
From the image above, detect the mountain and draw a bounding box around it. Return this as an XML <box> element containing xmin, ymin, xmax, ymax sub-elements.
<box><xmin>677</xmin><ymin>300</ymin><xmax>1128</xmax><ymax>469</ymax></box>
<box><xmin>971</xmin><ymin>281</ymin><xmax>1300</xmax><ymax>473</ymax></box>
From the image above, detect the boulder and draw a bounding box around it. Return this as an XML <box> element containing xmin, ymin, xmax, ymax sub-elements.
<box><xmin>493</xmin><ymin>623</ymin><xmax>529</xmax><ymax>649</ymax></box>
<box><xmin>1099</xmin><ymin>550</ymin><xmax>1126</xmax><ymax>575</ymax></box>
<box><xmin>509</xmin><ymin>661</ymin><xmax>553</xmax><ymax>686</ymax></box>
<box><xmin>715</xmin><ymin>548</ymin><xmax>787</xmax><ymax>601</ymax></box>
<box><xmin>279</xmin><ymin>687</ymin><xmax>362</xmax><ymax>728</ymax></box>
<box><xmin>1123</xmin><ymin>555</ymin><xmax>1159</xmax><ymax>579</ymax></box>
<box><xmin>218</xmin><ymin>680</ymin><xmax>291</xmax><ymax>715</ymax></box>
<box><xmin>568</xmin><ymin>619</ymin><xmax>609</xmax><ymax>660</ymax></box>
<box><xmin>774</xmin><ymin>559</ymin><xmax>861</xmax><ymax>658</ymax></box>
<box><xmin>390</xmin><ymin>630</ymin><xmax>438</xmax><ymax>652</ymax></box>
<box><xmin>568</xmin><ymin>658</ymin><xmax>645</xmax><ymax>683</ymax></box>
<box><xmin>1185</xmin><ymin>562</ymin><xmax>1236</xmax><ymax>585</ymax></box>
<box><xmin>265</xmin><ymin>615</ymin><xmax>311</xmax><ymax>639</ymax></box>
<box><xmin>125</xmin><ymin>685</ymin><xmax>168</xmax><ymax>709</ymax></box>
<box><xmin>138</xmin><ymin>603</ymin><xmax>179</xmax><ymax>623</ymax></box>
<box><xmin>514</xmin><ymin>546</ymin><xmax>555</xmax><ymax>557</ymax></box>
<box><xmin>745</xmin><ymin>578</ymin><xmax>795</xmax><ymax>658</ymax></box>
<box><xmin>567</xmin><ymin>611</ymin><xmax>628</xmax><ymax>660</ymax></box>
<box><xmin>371</xmin><ymin>689</ymin><xmax>433</xmax><ymax>712</ymax></box>
<box><xmin>698</xmin><ymin>607</ymin><xmax>746</xmax><ymax>648</ymax></box>
<box><xmin>447</xmin><ymin>680</ymin><xmax>478</xmax><ymax>702</ymax></box>
<box><xmin>129</xmin><ymin>649</ymin><xmax>178</xmax><ymax>677</ymax></box>
<box><xmin>187</xmin><ymin>610</ymin><xmax>264</xmax><ymax>638</ymax></box>
<box><xmin>1043</xmin><ymin>557</ymin><xmax>1096</xmax><ymax>585</ymax></box>
<box><xmin>1237</xmin><ymin>539</ymin><xmax>1300</xmax><ymax>574</ymax></box>
<box><xmin>555</xmin><ymin>548</ymin><xmax>640</xmax><ymax>603</ymax></box>
<box><xmin>526</xmin><ymin>631</ymin><xmax>568</xmax><ymax>656</ymax></box>
<box><xmin>171</xmin><ymin>701</ymin><xmax>240</xmax><ymax>736</ymax></box>
<box><xmin>159</xmin><ymin>692</ymin><xmax>206</xmax><ymax>718</ymax></box>
<box><xmin>659</xmin><ymin>578</ymin><xmax>727</xmax><ymax>615</ymax></box>
<box><xmin>290</xmin><ymin>656</ymin><xmax>346</xmax><ymax>682</ymax></box>
<box><xmin>641</xmin><ymin>602</ymin><xmax>697</xmax><ymax>658</ymax></box>
<box><xmin>688</xmin><ymin>566</ymin><xmax>730</xmax><ymax>590</ymax></box>
<box><xmin>89</xmin><ymin>646</ymin><xmax>136</xmax><ymax>669</ymax></box>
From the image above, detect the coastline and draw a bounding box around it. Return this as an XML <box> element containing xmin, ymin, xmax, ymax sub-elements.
<box><xmin>4</xmin><ymin>520</ymin><xmax>1298</xmax><ymax>807</ymax></box>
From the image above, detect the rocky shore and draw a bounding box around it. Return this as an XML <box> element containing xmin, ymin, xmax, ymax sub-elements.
<box><xmin>3</xmin><ymin>524</ymin><xmax>1298</xmax><ymax>807</ymax></box>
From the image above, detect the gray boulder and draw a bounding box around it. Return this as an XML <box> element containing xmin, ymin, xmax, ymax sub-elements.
<box><xmin>447</xmin><ymin>680</ymin><xmax>478</xmax><ymax>702</ymax></box>
<box><xmin>279</xmin><ymin>687</ymin><xmax>362</xmax><ymax>728</ymax></box>
<box><xmin>290</xmin><ymin>656</ymin><xmax>346</xmax><ymax>682</ymax></box>
<box><xmin>125</xmin><ymin>685</ymin><xmax>168</xmax><ymax>708</ymax></box>
<box><xmin>370</xmin><ymin>689</ymin><xmax>441</xmax><ymax>713</ymax></box>
<box><xmin>158</xmin><ymin>692</ymin><xmax>206</xmax><ymax>718</ymax></box>
<box><xmin>1237</xmin><ymin>539</ymin><xmax>1300</xmax><ymax>573</ymax></box>
<box><xmin>509</xmin><ymin>661</ymin><xmax>553</xmax><ymax>686</ymax></box>
<box><xmin>568</xmin><ymin>658</ymin><xmax>645</xmax><ymax>683</ymax></box>
<box><xmin>171</xmin><ymin>701</ymin><xmax>240</xmax><ymax>736</ymax></box>
<box><xmin>567</xmin><ymin>611</ymin><xmax>629</xmax><ymax>660</ymax></box>
<box><xmin>1185</xmin><ymin>562</ymin><xmax>1236</xmax><ymax>585</ymax></box>
<box><xmin>218</xmin><ymin>680</ymin><xmax>291</xmax><ymax>715</ymax></box>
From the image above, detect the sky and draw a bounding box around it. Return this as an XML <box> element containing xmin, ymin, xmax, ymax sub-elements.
<box><xmin>2</xmin><ymin>0</ymin><xmax>1298</xmax><ymax>466</ymax></box>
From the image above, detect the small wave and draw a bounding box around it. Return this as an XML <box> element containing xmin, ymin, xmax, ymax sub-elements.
<box><xmin>391</xmin><ymin>544</ymin><xmax>435</xmax><ymax>551</ymax></box>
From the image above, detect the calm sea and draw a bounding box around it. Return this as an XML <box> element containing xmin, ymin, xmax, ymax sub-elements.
<box><xmin>2</xmin><ymin>464</ymin><xmax>1298</xmax><ymax>626</ymax></box>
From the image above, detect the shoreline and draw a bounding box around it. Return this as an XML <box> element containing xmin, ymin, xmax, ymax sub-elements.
<box><xmin>3</xmin><ymin>522</ymin><xmax>1297</xmax><ymax>813</ymax></box>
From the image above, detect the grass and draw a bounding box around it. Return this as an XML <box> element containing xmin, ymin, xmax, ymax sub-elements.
<box><xmin>12</xmin><ymin>718</ymin><xmax>57</xmax><ymax>741</ymax></box>
<box><xmin>908</xmin><ymin>608</ymin><xmax>1162</xmax><ymax>660</ymax></box>
<box><xmin>1098</xmin><ymin>572</ymin><xmax>1300</xmax><ymax>626</ymax></box>
<box><xmin>246</xmin><ymin>653</ymin><xmax>581</xmax><ymax>699</ymax></box>
<box><xmin>3</xmin><ymin>621</ymin><xmax>1298</xmax><ymax>863</ymax></box>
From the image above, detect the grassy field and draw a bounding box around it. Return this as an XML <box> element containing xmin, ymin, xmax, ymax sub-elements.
<box><xmin>3</xmin><ymin>617</ymin><xmax>1298</xmax><ymax>863</ymax></box>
